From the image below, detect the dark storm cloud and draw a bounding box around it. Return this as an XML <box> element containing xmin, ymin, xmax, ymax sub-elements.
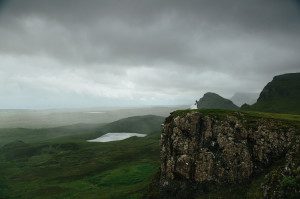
<box><xmin>0</xmin><ymin>0</ymin><xmax>299</xmax><ymax>108</ymax></box>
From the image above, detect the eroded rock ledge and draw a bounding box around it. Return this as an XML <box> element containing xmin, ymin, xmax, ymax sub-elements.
<box><xmin>160</xmin><ymin>110</ymin><xmax>297</xmax><ymax>197</ymax></box>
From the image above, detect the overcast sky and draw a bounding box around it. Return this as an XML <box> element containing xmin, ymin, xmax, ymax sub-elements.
<box><xmin>0</xmin><ymin>0</ymin><xmax>299</xmax><ymax>109</ymax></box>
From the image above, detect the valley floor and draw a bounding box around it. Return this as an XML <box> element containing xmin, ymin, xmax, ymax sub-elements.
<box><xmin>0</xmin><ymin>135</ymin><xmax>160</xmax><ymax>199</ymax></box>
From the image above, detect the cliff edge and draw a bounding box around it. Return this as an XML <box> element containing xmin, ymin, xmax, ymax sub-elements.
<box><xmin>159</xmin><ymin>110</ymin><xmax>299</xmax><ymax>198</ymax></box>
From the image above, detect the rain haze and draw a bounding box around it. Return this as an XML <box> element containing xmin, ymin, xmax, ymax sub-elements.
<box><xmin>0</xmin><ymin>0</ymin><xmax>299</xmax><ymax>109</ymax></box>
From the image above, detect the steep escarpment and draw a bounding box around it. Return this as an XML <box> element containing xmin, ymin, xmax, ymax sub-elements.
<box><xmin>159</xmin><ymin>110</ymin><xmax>299</xmax><ymax>198</ymax></box>
<box><xmin>242</xmin><ymin>73</ymin><xmax>300</xmax><ymax>114</ymax></box>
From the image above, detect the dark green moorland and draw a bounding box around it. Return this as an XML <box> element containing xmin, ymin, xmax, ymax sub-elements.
<box><xmin>0</xmin><ymin>111</ymin><xmax>299</xmax><ymax>199</ymax></box>
<box><xmin>0</xmin><ymin>115</ymin><xmax>164</xmax><ymax>199</ymax></box>
<box><xmin>242</xmin><ymin>73</ymin><xmax>300</xmax><ymax>114</ymax></box>
<box><xmin>196</xmin><ymin>92</ymin><xmax>239</xmax><ymax>110</ymax></box>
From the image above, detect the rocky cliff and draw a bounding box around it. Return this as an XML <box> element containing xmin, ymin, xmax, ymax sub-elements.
<box><xmin>159</xmin><ymin>110</ymin><xmax>299</xmax><ymax>198</ymax></box>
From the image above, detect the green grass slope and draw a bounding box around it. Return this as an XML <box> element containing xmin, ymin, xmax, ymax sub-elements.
<box><xmin>196</xmin><ymin>92</ymin><xmax>239</xmax><ymax>110</ymax></box>
<box><xmin>0</xmin><ymin>135</ymin><xmax>161</xmax><ymax>199</ymax></box>
<box><xmin>242</xmin><ymin>73</ymin><xmax>300</xmax><ymax>114</ymax></box>
<box><xmin>98</xmin><ymin>115</ymin><xmax>164</xmax><ymax>135</ymax></box>
<box><xmin>0</xmin><ymin>115</ymin><xmax>165</xmax><ymax>199</ymax></box>
<box><xmin>0</xmin><ymin>115</ymin><xmax>165</xmax><ymax>146</ymax></box>
<box><xmin>0</xmin><ymin>123</ymin><xmax>104</xmax><ymax>146</ymax></box>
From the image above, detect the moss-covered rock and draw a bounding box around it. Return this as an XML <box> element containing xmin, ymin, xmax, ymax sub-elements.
<box><xmin>159</xmin><ymin>110</ymin><xmax>299</xmax><ymax>198</ymax></box>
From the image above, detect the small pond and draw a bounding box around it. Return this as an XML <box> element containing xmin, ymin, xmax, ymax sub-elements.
<box><xmin>87</xmin><ymin>133</ymin><xmax>147</xmax><ymax>142</ymax></box>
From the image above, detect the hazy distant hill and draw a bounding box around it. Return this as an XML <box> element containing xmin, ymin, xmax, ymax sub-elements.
<box><xmin>230</xmin><ymin>92</ymin><xmax>259</xmax><ymax>107</ymax></box>
<box><xmin>97</xmin><ymin>115</ymin><xmax>164</xmax><ymax>135</ymax></box>
<box><xmin>0</xmin><ymin>115</ymin><xmax>165</xmax><ymax>146</ymax></box>
<box><xmin>196</xmin><ymin>92</ymin><xmax>239</xmax><ymax>110</ymax></box>
<box><xmin>242</xmin><ymin>73</ymin><xmax>300</xmax><ymax>114</ymax></box>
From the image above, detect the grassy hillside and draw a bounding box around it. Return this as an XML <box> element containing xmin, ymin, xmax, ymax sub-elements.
<box><xmin>0</xmin><ymin>115</ymin><xmax>164</xmax><ymax>199</ymax></box>
<box><xmin>0</xmin><ymin>135</ymin><xmax>160</xmax><ymax>199</ymax></box>
<box><xmin>0</xmin><ymin>115</ymin><xmax>164</xmax><ymax>146</ymax></box>
<box><xmin>196</xmin><ymin>92</ymin><xmax>239</xmax><ymax>110</ymax></box>
<box><xmin>0</xmin><ymin>123</ymin><xmax>104</xmax><ymax>146</ymax></box>
<box><xmin>173</xmin><ymin>109</ymin><xmax>300</xmax><ymax>122</ymax></box>
<box><xmin>242</xmin><ymin>73</ymin><xmax>300</xmax><ymax>114</ymax></box>
<box><xmin>98</xmin><ymin>115</ymin><xmax>164</xmax><ymax>135</ymax></box>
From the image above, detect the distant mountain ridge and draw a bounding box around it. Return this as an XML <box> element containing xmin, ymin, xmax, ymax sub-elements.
<box><xmin>196</xmin><ymin>92</ymin><xmax>239</xmax><ymax>110</ymax></box>
<box><xmin>230</xmin><ymin>92</ymin><xmax>259</xmax><ymax>107</ymax></box>
<box><xmin>242</xmin><ymin>73</ymin><xmax>300</xmax><ymax>114</ymax></box>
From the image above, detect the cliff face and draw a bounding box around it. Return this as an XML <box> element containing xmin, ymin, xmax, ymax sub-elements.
<box><xmin>160</xmin><ymin>110</ymin><xmax>298</xmax><ymax>197</ymax></box>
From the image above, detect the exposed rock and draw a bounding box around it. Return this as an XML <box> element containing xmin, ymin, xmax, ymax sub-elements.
<box><xmin>261</xmin><ymin>136</ymin><xmax>300</xmax><ymax>198</ymax></box>
<box><xmin>160</xmin><ymin>110</ymin><xmax>298</xmax><ymax>197</ymax></box>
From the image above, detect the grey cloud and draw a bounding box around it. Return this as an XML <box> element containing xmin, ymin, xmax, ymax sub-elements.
<box><xmin>0</xmin><ymin>0</ymin><xmax>299</xmax><ymax>108</ymax></box>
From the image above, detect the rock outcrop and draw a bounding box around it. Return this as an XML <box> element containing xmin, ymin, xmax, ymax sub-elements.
<box><xmin>160</xmin><ymin>110</ymin><xmax>298</xmax><ymax>197</ymax></box>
